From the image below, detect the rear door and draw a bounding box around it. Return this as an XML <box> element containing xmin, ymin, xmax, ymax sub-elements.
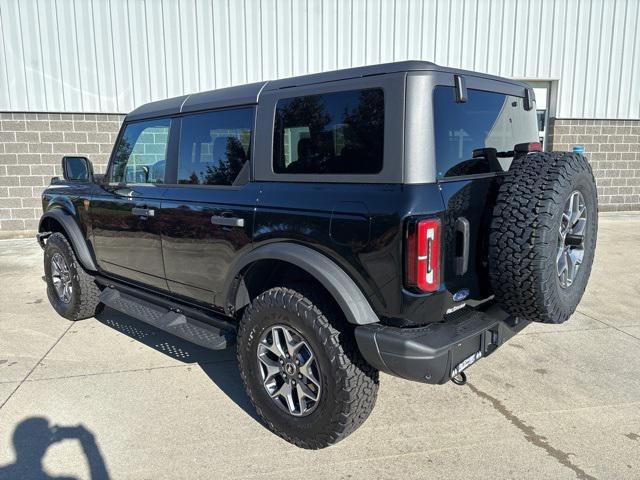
<box><xmin>91</xmin><ymin>118</ymin><xmax>172</xmax><ymax>290</ymax></box>
<box><xmin>433</xmin><ymin>85</ymin><xmax>539</xmax><ymax>301</ymax></box>
<box><xmin>158</xmin><ymin>107</ymin><xmax>257</xmax><ymax>305</ymax></box>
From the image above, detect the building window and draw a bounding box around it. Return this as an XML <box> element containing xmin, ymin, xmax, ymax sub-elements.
<box><xmin>273</xmin><ymin>88</ymin><xmax>385</xmax><ymax>175</ymax></box>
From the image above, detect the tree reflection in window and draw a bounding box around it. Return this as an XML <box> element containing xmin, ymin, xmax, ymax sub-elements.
<box><xmin>273</xmin><ymin>88</ymin><xmax>384</xmax><ymax>175</ymax></box>
<box><xmin>177</xmin><ymin>108</ymin><xmax>252</xmax><ymax>186</ymax></box>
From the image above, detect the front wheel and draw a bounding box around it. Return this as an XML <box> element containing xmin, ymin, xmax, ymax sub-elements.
<box><xmin>237</xmin><ymin>286</ymin><xmax>379</xmax><ymax>449</ymax></box>
<box><xmin>44</xmin><ymin>233</ymin><xmax>102</xmax><ymax>321</ymax></box>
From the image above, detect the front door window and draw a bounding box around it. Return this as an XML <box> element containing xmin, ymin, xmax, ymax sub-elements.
<box><xmin>109</xmin><ymin>119</ymin><xmax>171</xmax><ymax>184</ymax></box>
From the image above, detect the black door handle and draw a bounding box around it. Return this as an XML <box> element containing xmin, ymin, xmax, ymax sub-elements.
<box><xmin>211</xmin><ymin>215</ymin><xmax>244</xmax><ymax>227</ymax></box>
<box><xmin>455</xmin><ymin>217</ymin><xmax>470</xmax><ymax>276</ymax></box>
<box><xmin>132</xmin><ymin>207</ymin><xmax>154</xmax><ymax>218</ymax></box>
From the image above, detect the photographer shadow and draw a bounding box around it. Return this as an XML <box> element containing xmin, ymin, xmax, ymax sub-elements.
<box><xmin>0</xmin><ymin>417</ymin><xmax>109</xmax><ymax>480</ymax></box>
<box><xmin>94</xmin><ymin>307</ymin><xmax>262</xmax><ymax>424</ymax></box>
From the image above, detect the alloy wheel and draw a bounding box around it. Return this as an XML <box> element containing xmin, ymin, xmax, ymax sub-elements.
<box><xmin>51</xmin><ymin>252</ymin><xmax>73</xmax><ymax>303</ymax></box>
<box><xmin>557</xmin><ymin>190</ymin><xmax>587</xmax><ymax>288</ymax></box>
<box><xmin>256</xmin><ymin>324</ymin><xmax>322</xmax><ymax>417</ymax></box>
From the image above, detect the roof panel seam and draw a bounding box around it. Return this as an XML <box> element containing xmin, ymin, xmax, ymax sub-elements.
<box><xmin>179</xmin><ymin>93</ymin><xmax>191</xmax><ymax>113</ymax></box>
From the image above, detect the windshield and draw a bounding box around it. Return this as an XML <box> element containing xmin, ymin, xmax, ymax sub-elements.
<box><xmin>433</xmin><ymin>86</ymin><xmax>539</xmax><ymax>178</ymax></box>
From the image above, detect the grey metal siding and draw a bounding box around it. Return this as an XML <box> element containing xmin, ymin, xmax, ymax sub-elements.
<box><xmin>0</xmin><ymin>0</ymin><xmax>639</xmax><ymax>118</ymax></box>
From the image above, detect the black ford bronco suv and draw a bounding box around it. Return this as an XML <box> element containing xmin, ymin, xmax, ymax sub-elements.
<box><xmin>37</xmin><ymin>61</ymin><xmax>597</xmax><ymax>449</ymax></box>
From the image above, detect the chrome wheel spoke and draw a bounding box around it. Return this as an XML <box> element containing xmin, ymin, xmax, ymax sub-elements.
<box><xmin>572</xmin><ymin>218</ymin><xmax>587</xmax><ymax>237</ymax></box>
<box><xmin>282</xmin><ymin>328</ymin><xmax>304</xmax><ymax>358</ymax></box>
<box><xmin>557</xmin><ymin>249</ymin><xmax>568</xmax><ymax>276</ymax></box>
<box><xmin>569</xmin><ymin>248</ymin><xmax>584</xmax><ymax>269</ymax></box>
<box><xmin>262</xmin><ymin>328</ymin><xmax>288</xmax><ymax>358</ymax></box>
<box><xmin>296</xmin><ymin>379</ymin><xmax>319</xmax><ymax>402</ymax></box>
<box><xmin>566</xmin><ymin>192</ymin><xmax>580</xmax><ymax>225</ymax></box>
<box><xmin>257</xmin><ymin>353</ymin><xmax>281</xmax><ymax>386</ymax></box>
<box><xmin>299</xmin><ymin>358</ymin><xmax>321</xmax><ymax>389</ymax></box>
<box><xmin>559</xmin><ymin>212</ymin><xmax>571</xmax><ymax>237</ymax></box>
<box><xmin>566</xmin><ymin>250</ymin><xmax>576</xmax><ymax>286</ymax></box>
<box><xmin>272</xmin><ymin>382</ymin><xmax>296</xmax><ymax>413</ymax></box>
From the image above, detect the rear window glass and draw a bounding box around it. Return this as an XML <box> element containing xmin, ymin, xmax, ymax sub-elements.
<box><xmin>273</xmin><ymin>88</ymin><xmax>384</xmax><ymax>175</ymax></box>
<box><xmin>177</xmin><ymin>108</ymin><xmax>252</xmax><ymax>186</ymax></box>
<box><xmin>433</xmin><ymin>86</ymin><xmax>538</xmax><ymax>178</ymax></box>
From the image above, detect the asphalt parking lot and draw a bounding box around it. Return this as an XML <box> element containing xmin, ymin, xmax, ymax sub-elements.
<box><xmin>0</xmin><ymin>214</ymin><xmax>639</xmax><ymax>480</ymax></box>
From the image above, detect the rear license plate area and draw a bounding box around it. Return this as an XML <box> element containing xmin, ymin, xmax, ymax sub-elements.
<box><xmin>452</xmin><ymin>350</ymin><xmax>482</xmax><ymax>377</ymax></box>
<box><xmin>450</xmin><ymin>334</ymin><xmax>482</xmax><ymax>377</ymax></box>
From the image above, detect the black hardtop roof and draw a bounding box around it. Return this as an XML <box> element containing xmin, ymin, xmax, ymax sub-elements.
<box><xmin>126</xmin><ymin>60</ymin><xmax>530</xmax><ymax>122</ymax></box>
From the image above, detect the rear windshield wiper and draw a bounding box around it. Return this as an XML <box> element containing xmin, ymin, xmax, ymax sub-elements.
<box><xmin>473</xmin><ymin>142</ymin><xmax>542</xmax><ymax>160</ymax></box>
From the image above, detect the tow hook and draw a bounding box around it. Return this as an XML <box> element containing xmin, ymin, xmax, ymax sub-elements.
<box><xmin>451</xmin><ymin>371</ymin><xmax>467</xmax><ymax>386</ymax></box>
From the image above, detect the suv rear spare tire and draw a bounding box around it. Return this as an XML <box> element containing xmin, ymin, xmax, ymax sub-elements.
<box><xmin>489</xmin><ymin>152</ymin><xmax>598</xmax><ymax>324</ymax></box>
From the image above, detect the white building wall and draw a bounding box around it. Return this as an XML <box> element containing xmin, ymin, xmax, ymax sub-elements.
<box><xmin>0</xmin><ymin>0</ymin><xmax>638</xmax><ymax>118</ymax></box>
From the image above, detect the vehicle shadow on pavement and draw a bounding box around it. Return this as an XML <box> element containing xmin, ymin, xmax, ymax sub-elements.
<box><xmin>94</xmin><ymin>307</ymin><xmax>264</xmax><ymax>426</ymax></box>
<box><xmin>0</xmin><ymin>416</ymin><xmax>110</xmax><ymax>480</ymax></box>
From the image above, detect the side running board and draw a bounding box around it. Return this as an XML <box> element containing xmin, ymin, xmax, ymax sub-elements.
<box><xmin>99</xmin><ymin>287</ymin><xmax>235</xmax><ymax>350</ymax></box>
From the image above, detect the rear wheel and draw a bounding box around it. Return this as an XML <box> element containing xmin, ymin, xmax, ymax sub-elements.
<box><xmin>489</xmin><ymin>152</ymin><xmax>598</xmax><ymax>324</ymax></box>
<box><xmin>44</xmin><ymin>233</ymin><xmax>102</xmax><ymax>321</ymax></box>
<box><xmin>236</xmin><ymin>286</ymin><xmax>379</xmax><ymax>449</ymax></box>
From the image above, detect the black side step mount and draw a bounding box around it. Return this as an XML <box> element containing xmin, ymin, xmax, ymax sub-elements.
<box><xmin>99</xmin><ymin>287</ymin><xmax>234</xmax><ymax>350</ymax></box>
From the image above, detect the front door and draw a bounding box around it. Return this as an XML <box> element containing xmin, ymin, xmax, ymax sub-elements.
<box><xmin>159</xmin><ymin>108</ymin><xmax>256</xmax><ymax>306</ymax></box>
<box><xmin>91</xmin><ymin>118</ymin><xmax>172</xmax><ymax>291</ymax></box>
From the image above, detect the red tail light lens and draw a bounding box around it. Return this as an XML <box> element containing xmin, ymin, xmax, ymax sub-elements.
<box><xmin>528</xmin><ymin>142</ymin><xmax>542</xmax><ymax>152</ymax></box>
<box><xmin>406</xmin><ymin>218</ymin><xmax>441</xmax><ymax>292</ymax></box>
<box><xmin>514</xmin><ymin>141</ymin><xmax>542</xmax><ymax>153</ymax></box>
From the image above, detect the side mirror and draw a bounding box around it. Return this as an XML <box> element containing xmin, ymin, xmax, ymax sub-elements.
<box><xmin>62</xmin><ymin>156</ymin><xmax>94</xmax><ymax>182</ymax></box>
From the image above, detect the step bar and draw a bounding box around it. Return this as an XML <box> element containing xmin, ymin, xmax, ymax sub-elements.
<box><xmin>95</xmin><ymin>278</ymin><xmax>236</xmax><ymax>351</ymax></box>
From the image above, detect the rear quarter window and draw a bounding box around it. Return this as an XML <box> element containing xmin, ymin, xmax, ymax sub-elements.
<box><xmin>433</xmin><ymin>86</ymin><xmax>538</xmax><ymax>178</ymax></box>
<box><xmin>273</xmin><ymin>88</ymin><xmax>384</xmax><ymax>175</ymax></box>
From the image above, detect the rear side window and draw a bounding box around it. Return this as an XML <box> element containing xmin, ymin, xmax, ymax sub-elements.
<box><xmin>109</xmin><ymin>119</ymin><xmax>170</xmax><ymax>184</ymax></box>
<box><xmin>177</xmin><ymin>108</ymin><xmax>253</xmax><ymax>186</ymax></box>
<box><xmin>273</xmin><ymin>88</ymin><xmax>384</xmax><ymax>175</ymax></box>
<box><xmin>433</xmin><ymin>86</ymin><xmax>538</xmax><ymax>178</ymax></box>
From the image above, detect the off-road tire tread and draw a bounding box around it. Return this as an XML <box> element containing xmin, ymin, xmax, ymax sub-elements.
<box><xmin>237</xmin><ymin>286</ymin><xmax>379</xmax><ymax>449</ymax></box>
<box><xmin>489</xmin><ymin>152</ymin><xmax>597</xmax><ymax>324</ymax></box>
<box><xmin>45</xmin><ymin>232</ymin><xmax>102</xmax><ymax>321</ymax></box>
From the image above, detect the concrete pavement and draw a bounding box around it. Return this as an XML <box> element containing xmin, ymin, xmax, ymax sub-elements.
<box><xmin>0</xmin><ymin>214</ymin><xmax>639</xmax><ymax>479</ymax></box>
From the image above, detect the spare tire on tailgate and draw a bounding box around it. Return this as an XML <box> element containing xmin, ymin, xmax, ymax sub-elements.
<box><xmin>489</xmin><ymin>152</ymin><xmax>598</xmax><ymax>324</ymax></box>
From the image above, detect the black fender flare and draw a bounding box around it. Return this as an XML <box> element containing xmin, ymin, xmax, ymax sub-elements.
<box><xmin>39</xmin><ymin>209</ymin><xmax>98</xmax><ymax>272</ymax></box>
<box><xmin>224</xmin><ymin>242</ymin><xmax>379</xmax><ymax>325</ymax></box>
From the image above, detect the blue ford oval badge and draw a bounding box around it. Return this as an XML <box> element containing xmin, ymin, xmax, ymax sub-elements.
<box><xmin>453</xmin><ymin>289</ymin><xmax>470</xmax><ymax>302</ymax></box>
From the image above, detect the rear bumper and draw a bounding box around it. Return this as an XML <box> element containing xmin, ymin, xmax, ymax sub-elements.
<box><xmin>355</xmin><ymin>304</ymin><xmax>529</xmax><ymax>384</ymax></box>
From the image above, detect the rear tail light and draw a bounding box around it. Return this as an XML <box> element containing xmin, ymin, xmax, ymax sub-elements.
<box><xmin>406</xmin><ymin>218</ymin><xmax>441</xmax><ymax>292</ymax></box>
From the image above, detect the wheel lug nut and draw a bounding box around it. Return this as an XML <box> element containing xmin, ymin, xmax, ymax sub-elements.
<box><xmin>298</xmin><ymin>374</ymin><xmax>302</xmax><ymax>379</ymax></box>
<box><xmin>292</xmin><ymin>380</ymin><xmax>296</xmax><ymax>385</ymax></box>
<box><xmin>295</xmin><ymin>360</ymin><xmax>299</xmax><ymax>365</ymax></box>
